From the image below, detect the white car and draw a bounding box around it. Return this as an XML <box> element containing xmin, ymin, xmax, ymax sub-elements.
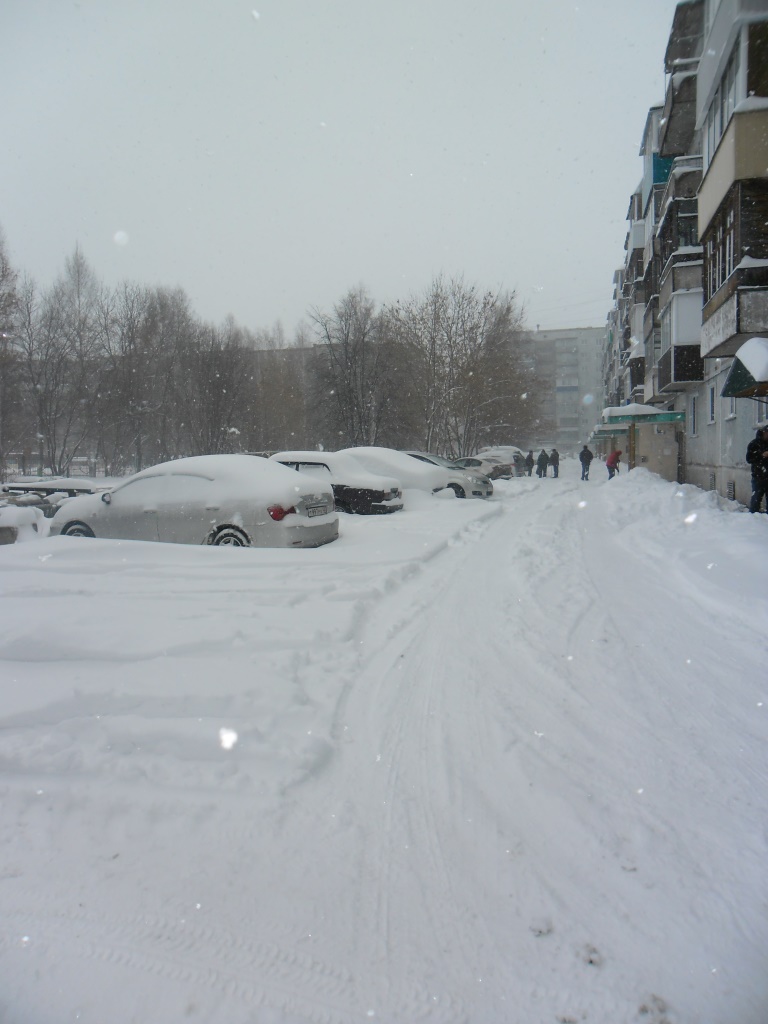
<box><xmin>452</xmin><ymin>455</ymin><xmax>514</xmax><ymax>480</ymax></box>
<box><xmin>476</xmin><ymin>446</ymin><xmax>529</xmax><ymax>476</ymax></box>
<box><xmin>340</xmin><ymin>447</ymin><xmax>450</xmax><ymax>494</ymax></box>
<box><xmin>49</xmin><ymin>454</ymin><xmax>339</xmax><ymax>548</ymax></box>
<box><xmin>401</xmin><ymin>451</ymin><xmax>493</xmax><ymax>499</ymax></box>
<box><xmin>269</xmin><ymin>450</ymin><xmax>403</xmax><ymax>514</ymax></box>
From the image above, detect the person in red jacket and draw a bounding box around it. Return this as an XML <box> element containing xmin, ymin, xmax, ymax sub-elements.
<box><xmin>606</xmin><ymin>449</ymin><xmax>622</xmax><ymax>480</ymax></box>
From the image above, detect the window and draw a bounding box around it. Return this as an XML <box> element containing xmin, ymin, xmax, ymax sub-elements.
<box><xmin>660</xmin><ymin>307</ymin><xmax>671</xmax><ymax>356</ymax></box>
<box><xmin>756</xmin><ymin>398</ymin><xmax>768</xmax><ymax>425</ymax></box>
<box><xmin>725</xmin><ymin>209</ymin><xmax>735</xmax><ymax>278</ymax></box>
<box><xmin>690</xmin><ymin>395</ymin><xmax>697</xmax><ymax>435</ymax></box>
<box><xmin>704</xmin><ymin>199</ymin><xmax>739</xmax><ymax>302</ymax></box>
<box><xmin>727</xmin><ymin>396</ymin><xmax>736</xmax><ymax>419</ymax></box>
<box><xmin>703</xmin><ymin>39</ymin><xmax>742</xmax><ymax>169</ymax></box>
<box><xmin>709</xmin><ymin>386</ymin><xmax>716</xmax><ymax>423</ymax></box>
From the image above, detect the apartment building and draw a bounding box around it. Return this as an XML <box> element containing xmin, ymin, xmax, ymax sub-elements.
<box><xmin>529</xmin><ymin>327</ymin><xmax>605</xmax><ymax>452</ymax></box>
<box><xmin>604</xmin><ymin>0</ymin><xmax>768</xmax><ymax>502</ymax></box>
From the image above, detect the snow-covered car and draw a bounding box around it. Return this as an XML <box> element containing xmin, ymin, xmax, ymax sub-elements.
<box><xmin>49</xmin><ymin>454</ymin><xmax>339</xmax><ymax>548</ymax></box>
<box><xmin>0</xmin><ymin>505</ymin><xmax>47</xmax><ymax>544</ymax></box>
<box><xmin>269</xmin><ymin>450</ymin><xmax>403</xmax><ymax>514</ymax></box>
<box><xmin>401</xmin><ymin>451</ymin><xmax>493</xmax><ymax>499</ymax></box>
<box><xmin>452</xmin><ymin>455</ymin><xmax>513</xmax><ymax>480</ymax></box>
<box><xmin>476</xmin><ymin>446</ymin><xmax>530</xmax><ymax>476</ymax></box>
<box><xmin>1</xmin><ymin>477</ymin><xmax>108</xmax><ymax>517</ymax></box>
<box><xmin>340</xmin><ymin>446</ymin><xmax>452</xmax><ymax>494</ymax></box>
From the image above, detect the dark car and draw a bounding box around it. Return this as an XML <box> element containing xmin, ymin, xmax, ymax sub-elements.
<box><xmin>269</xmin><ymin>450</ymin><xmax>403</xmax><ymax>514</ymax></box>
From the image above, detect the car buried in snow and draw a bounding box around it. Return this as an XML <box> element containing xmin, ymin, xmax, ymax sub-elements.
<box><xmin>268</xmin><ymin>450</ymin><xmax>403</xmax><ymax>515</ymax></box>
<box><xmin>451</xmin><ymin>455</ymin><xmax>514</xmax><ymax>480</ymax></box>
<box><xmin>400</xmin><ymin>451</ymin><xmax>494</xmax><ymax>499</ymax></box>
<box><xmin>49</xmin><ymin>454</ymin><xmax>339</xmax><ymax>548</ymax></box>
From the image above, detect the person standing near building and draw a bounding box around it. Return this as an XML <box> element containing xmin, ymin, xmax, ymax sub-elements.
<box><xmin>579</xmin><ymin>445</ymin><xmax>594</xmax><ymax>481</ymax></box>
<box><xmin>525</xmin><ymin>451</ymin><xmax>534</xmax><ymax>476</ymax></box>
<box><xmin>606</xmin><ymin>449</ymin><xmax>622</xmax><ymax>480</ymax></box>
<box><xmin>746</xmin><ymin>423</ymin><xmax>768</xmax><ymax>512</ymax></box>
<box><xmin>549</xmin><ymin>449</ymin><xmax>560</xmax><ymax>478</ymax></box>
<box><xmin>536</xmin><ymin>450</ymin><xmax>549</xmax><ymax>478</ymax></box>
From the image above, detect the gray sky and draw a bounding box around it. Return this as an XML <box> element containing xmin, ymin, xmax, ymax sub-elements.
<box><xmin>2</xmin><ymin>1</ymin><xmax>676</xmax><ymax>337</ymax></box>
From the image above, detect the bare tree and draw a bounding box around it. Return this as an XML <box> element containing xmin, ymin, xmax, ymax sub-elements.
<box><xmin>0</xmin><ymin>228</ymin><xmax>24</xmax><ymax>479</ymax></box>
<box><xmin>310</xmin><ymin>285</ymin><xmax>401</xmax><ymax>448</ymax></box>
<box><xmin>16</xmin><ymin>250</ymin><xmax>105</xmax><ymax>475</ymax></box>
<box><xmin>384</xmin><ymin>275</ymin><xmax>534</xmax><ymax>455</ymax></box>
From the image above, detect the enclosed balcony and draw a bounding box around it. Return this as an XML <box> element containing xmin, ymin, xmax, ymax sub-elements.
<box><xmin>659</xmin><ymin>68</ymin><xmax>699</xmax><ymax>157</ymax></box>
<box><xmin>658</xmin><ymin>345</ymin><xmax>704</xmax><ymax>392</ymax></box>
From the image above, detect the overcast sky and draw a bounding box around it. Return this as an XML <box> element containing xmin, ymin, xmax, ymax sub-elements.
<box><xmin>2</xmin><ymin>1</ymin><xmax>677</xmax><ymax>338</ymax></box>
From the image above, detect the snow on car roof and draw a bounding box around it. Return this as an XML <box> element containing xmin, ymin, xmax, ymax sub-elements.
<box><xmin>115</xmin><ymin>454</ymin><xmax>333</xmax><ymax>505</ymax></box>
<box><xmin>340</xmin><ymin>447</ymin><xmax>449</xmax><ymax>490</ymax></box>
<box><xmin>269</xmin><ymin>451</ymin><xmax>400</xmax><ymax>489</ymax></box>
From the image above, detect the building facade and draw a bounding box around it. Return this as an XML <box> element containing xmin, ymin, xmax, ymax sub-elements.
<box><xmin>529</xmin><ymin>327</ymin><xmax>605</xmax><ymax>453</ymax></box>
<box><xmin>604</xmin><ymin>0</ymin><xmax>768</xmax><ymax>503</ymax></box>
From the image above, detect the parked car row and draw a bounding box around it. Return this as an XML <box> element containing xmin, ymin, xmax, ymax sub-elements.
<box><xmin>0</xmin><ymin>443</ymin><xmax>520</xmax><ymax>550</ymax></box>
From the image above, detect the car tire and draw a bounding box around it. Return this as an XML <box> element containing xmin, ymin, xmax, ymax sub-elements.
<box><xmin>448</xmin><ymin>484</ymin><xmax>466</xmax><ymax>498</ymax></box>
<box><xmin>209</xmin><ymin>526</ymin><xmax>251</xmax><ymax>547</ymax></box>
<box><xmin>60</xmin><ymin>521</ymin><xmax>95</xmax><ymax>538</ymax></box>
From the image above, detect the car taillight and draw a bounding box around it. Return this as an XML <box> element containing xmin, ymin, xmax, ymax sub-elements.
<box><xmin>268</xmin><ymin>504</ymin><xmax>296</xmax><ymax>522</ymax></box>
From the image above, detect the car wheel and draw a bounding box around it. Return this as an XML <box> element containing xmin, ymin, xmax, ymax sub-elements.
<box><xmin>60</xmin><ymin>521</ymin><xmax>95</xmax><ymax>538</ymax></box>
<box><xmin>209</xmin><ymin>526</ymin><xmax>251</xmax><ymax>547</ymax></box>
<box><xmin>335</xmin><ymin>500</ymin><xmax>352</xmax><ymax>514</ymax></box>
<box><xmin>448</xmin><ymin>484</ymin><xmax>466</xmax><ymax>498</ymax></box>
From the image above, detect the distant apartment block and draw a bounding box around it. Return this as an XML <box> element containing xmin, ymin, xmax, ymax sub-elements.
<box><xmin>529</xmin><ymin>327</ymin><xmax>605</xmax><ymax>451</ymax></box>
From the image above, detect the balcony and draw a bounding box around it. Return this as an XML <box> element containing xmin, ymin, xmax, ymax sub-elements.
<box><xmin>701</xmin><ymin>272</ymin><xmax>768</xmax><ymax>357</ymax></box>
<box><xmin>628</xmin><ymin>353</ymin><xmax>645</xmax><ymax>391</ymax></box>
<box><xmin>659</xmin><ymin>68</ymin><xmax>699</xmax><ymax>157</ymax></box>
<box><xmin>698</xmin><ymin>106</ymin><xmax>768</xmax><ymax>235</ymax></box>
<box><xmin>658</xmin><ymin>345</ymin><xmax>705</xmax><ymax>391</ymax></box>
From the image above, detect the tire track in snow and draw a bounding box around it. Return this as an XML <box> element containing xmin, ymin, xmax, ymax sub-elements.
<box><xmin>314</xmin><ymin>502</ymin><xmax>534</xmax><ymax>1019</ymax></box>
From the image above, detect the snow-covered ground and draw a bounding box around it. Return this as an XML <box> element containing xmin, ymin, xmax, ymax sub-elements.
<box><xmin>1</xmin><ymin>463</ymin><xmax>767</xmax><ymax>1024</ymax></box>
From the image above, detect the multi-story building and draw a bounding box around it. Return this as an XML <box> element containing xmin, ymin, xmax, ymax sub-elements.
<box><xmin>603</xmin><ymin>0</ymin><xmax>768</xmax><ymax>502</ymax></box>
<box><xmin>529</xmin><ymin>328</ymin><xmax>605</xmax><ymax>452</ymax></box>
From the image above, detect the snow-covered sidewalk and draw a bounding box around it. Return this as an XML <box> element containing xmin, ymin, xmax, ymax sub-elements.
<box><xmin>0</xmin><ymin>468</ymin><xmax>766</xmax><ymax>1023</ymax></box>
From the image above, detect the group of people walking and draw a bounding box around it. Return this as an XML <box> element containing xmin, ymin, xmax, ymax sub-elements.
<box><xmin>521</xmin><ymin>444</ymin><xmax>620</xmax><ymax>482</ymax></box>
<box><xmin>509</xmin><ymin>425</ymin><xmax>768</xmax><ymax>510</ymax></box>
<box><xmin>525</xmin><ymin>449</ymin><xmax>560</xmax><ymax>478</ymax></box>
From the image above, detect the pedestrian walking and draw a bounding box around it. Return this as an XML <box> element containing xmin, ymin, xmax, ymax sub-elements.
<box><xmin>746</xmin><ymin>423</ymin><xmax>768</xmax><ymax>512</ymax></box>
<box><xmin>606</xmin><ymin>449</ymin><xmax>622</xmax><ymax>480</ymax></box>
<box><xmin>579</xmin><ymin>445</ymin><xmax>593</xmax><ymax>481</ymax></box>
<box><xmin>525</xmin><ymin>451</ymin><xmax>534</xmax><ymax>476</ymax></box>
<box><xmin>536</xmin><ymin>450</ymin><xmax>549</xmax><ymax>478</ymax></box>
<box><xmin>549</xmin><ymin>449</ymin><xmax>560</xmax><ymax>478</ymax></box>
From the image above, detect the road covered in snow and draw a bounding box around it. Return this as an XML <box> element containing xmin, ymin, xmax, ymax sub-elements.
<box><xmin>1</xmin><ymin>464</ymin><xmax>767</xmax><ymax>1024</ymax></box>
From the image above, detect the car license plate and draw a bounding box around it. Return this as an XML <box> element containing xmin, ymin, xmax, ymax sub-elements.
<box><xmin>307</xmin><ymin>505</ymin><xmax>326</xmax><ymax>517</ymax></box>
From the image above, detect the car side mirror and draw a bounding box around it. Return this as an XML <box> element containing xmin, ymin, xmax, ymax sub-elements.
<box><xmin>101</xmin><ymin>491</ymin><xmax>112</xmax><ymax>505</ymax></box>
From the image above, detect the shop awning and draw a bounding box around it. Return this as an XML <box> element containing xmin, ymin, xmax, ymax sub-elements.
<box><xmin>601</xmin><ymin>404</ymin><xmax>685</xmax><ymax>424</ymax></box>
<box><xmin>721</xmin><ymin>337</ymin><xmax>768</xmax><ymax>399</ymax></box>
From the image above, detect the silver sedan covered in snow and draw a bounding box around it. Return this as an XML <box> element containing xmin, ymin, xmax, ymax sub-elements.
<box><xmin>49</xmin><ymin>454</ymin><xmax>339</xmax><ymax>548</ymax></box>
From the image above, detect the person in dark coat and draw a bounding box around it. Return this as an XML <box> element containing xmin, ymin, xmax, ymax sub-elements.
<box><xmin>536</xmin><ymin>450</ymin><xmax>549</xmax><ymax>478</ymax></box>
<box><xmin>524</xmin><ymin>451</ymin><xmax>534</xmax><ymax>476</ymax></box>
<box><xmin>746</xmin><ymin>423</ymin><xmax>768</xmax><ymax>512</ymax></box>
<box><xmin>606</xmin><ymin>449</ymin><xmax>622</xmax><ymax>480</ymax></box>
<box><xmin>579</xmin><ymin>445</ymin><xmax>594</xmax><ymax>481</ymax></box>
<box><xmin>549</xmin><ymin>449</ymin><xmax>560</xmax><ymax>478</ymax></box>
